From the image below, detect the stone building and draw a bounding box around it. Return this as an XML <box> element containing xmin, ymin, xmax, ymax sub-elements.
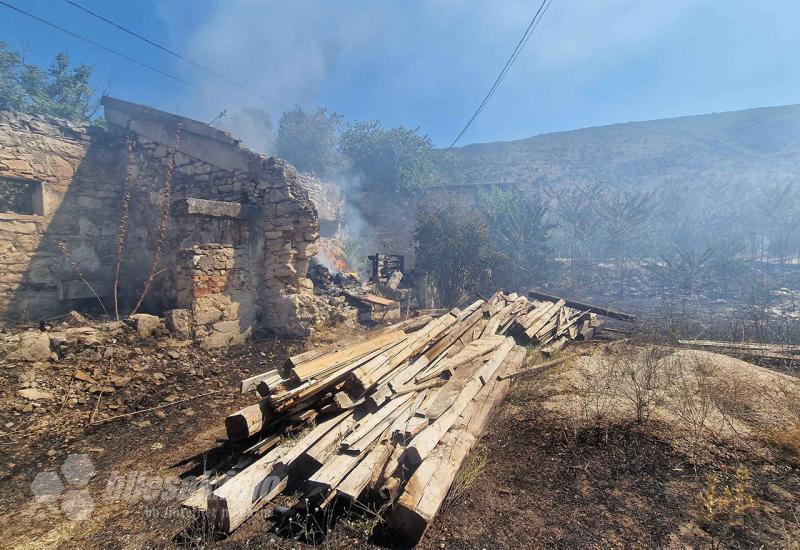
<box><xmin>0</xmin><ymin>97</ymin><xmax>331</xmax><ymax>345</ymax></box>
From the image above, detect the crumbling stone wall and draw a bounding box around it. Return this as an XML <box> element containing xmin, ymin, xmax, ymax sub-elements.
<box><xmin>0</xmin><ymin>98</ymin><xmax>327</xmax><ymax>341</ymax></box>
<box><xmin>174</xmin><ymin>244</ymin><xmax>253</xmax><ymax>348</ymax></box>
<box><xmin>0</xmin><ymin>110</ymin><xmax>125</xmax><ymax>320</ymax></box>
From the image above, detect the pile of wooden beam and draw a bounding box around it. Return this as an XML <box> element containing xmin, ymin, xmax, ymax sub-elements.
<box><xmin>184</xmin><ymin>291</ymin><xmax>609</xmax><ymax>542</ymax></box>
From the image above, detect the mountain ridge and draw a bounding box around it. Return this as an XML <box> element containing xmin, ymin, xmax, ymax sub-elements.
<box><xmin>435</xmin><ymin>103</ymin><xmax>800</xmax><ymax>192</ymax></box>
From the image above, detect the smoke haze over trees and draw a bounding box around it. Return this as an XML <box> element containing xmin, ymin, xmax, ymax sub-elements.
<box><xmin>0</xmin><ymin>41</ymin><xmax>95</xmax><ymax>122</ymax></box>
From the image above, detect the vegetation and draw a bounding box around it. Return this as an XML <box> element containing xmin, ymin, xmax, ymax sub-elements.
<box><xmin>478</xmin><ymin>185</ymin><xmax>555</xmax><ymax>290</ymax></box>
<box><xmin>339</xmin><ymin>120</ymin><xmax>440</xmax><ymax>193</ymax></box>
<box><xmin>414</xmin><ymin>201</ymin><xmax>502</xmax><ymax>306</ymax></box>
<box><xmin>0</xmin><ymin>41</ymin><xmax>95</xmax><ymax>122</ymax></box>
<box><xmin>276</xmin><ymin>106</ymin><xmax>342</xmax><ymax>177</ymax></box>
<box><xmin>597</xmin><ymin>190</ymin><xmax>657</xmax><ymax>296</ymax></box>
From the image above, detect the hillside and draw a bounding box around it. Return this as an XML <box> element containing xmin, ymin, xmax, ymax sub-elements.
<box><xmin>436</xmin><ymin>104</ymin><xmax>800</xmax><ymax>193</ymax></box>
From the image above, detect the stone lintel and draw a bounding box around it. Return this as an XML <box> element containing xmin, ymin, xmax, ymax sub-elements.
<box><xmin>172</xmin><ymin>198</ymin><xmax>254</xmax><ymax>220</ymax></box>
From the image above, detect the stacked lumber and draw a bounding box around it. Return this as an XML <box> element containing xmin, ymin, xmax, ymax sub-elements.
<box><xmin>187</xmin><ymin>291</ymin><xmax>615</xmax><ymax>542</ymax></box>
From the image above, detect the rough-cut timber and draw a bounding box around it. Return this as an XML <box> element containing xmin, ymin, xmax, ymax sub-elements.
<box><xmin>527</xmin><ymin>290</ymin><xmax>636</xmax><ymax>322</ymax></box>
<box><xmin>199</xmin><ymin>290</ymin><xmax>612</xmax><ymax>536</ymax></box>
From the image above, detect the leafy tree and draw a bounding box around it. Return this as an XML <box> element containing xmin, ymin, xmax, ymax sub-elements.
<box><xmin>479</xmin><ymin>185</ymin><xmax>555</xmax><ymax>290</ymax></box>
<box><xmin>0</xmin><ymin>42</ymin><xmax>94</xmax><ymax>121</ymax></box>
<box><xmin>414</xmin><ymin>201</ymin><xmax>502</xmax><ymax>307</ymax></box>
<box><xmin>597</xmin><ymin>189</ymin><xmax>658</xmax><ymax>296</ymax></box>
<box><xmin>339</xmin><ymin>120</ymin><xmax>440</xmax><ymax>193</ymax></box>
<box><xmin>755</xmin><ymin>182</ymin><xmax>799</xmax><ymax>264</ymax></box>
<box><xmin>548</xmin><ymin>182</ymin><xmax>603</xmax><ymax>281</ymax></box>
<box><xmin>276</xmin><ymin>106</ymin><xmax>342</xmax><ymax>177</ymax></box>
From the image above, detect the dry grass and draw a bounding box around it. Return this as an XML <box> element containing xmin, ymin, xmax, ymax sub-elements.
<box><xmin>698</xmin><ymin>468</ymin><xmax>756</xmax><ymax>526</ymax></box>
<box><xmin>443</xmin><ymin>449</ymin><xmax>488</xmax><ymax>513</ymax></box>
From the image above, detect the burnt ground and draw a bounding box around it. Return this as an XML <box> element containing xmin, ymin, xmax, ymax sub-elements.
<box><xmin>0</xmin><ymin>330</ymin><xmax>304</xmax><ymax>549</ymax></box>
<box><xmin>0</xmin><ymin>331</ymin><xmax>799</xmax><ymax>549</ymax></box>
<box><xmin>421</xmin><ymin>368</ymin><xmax>800</xmax><ymax>550</ymax></box>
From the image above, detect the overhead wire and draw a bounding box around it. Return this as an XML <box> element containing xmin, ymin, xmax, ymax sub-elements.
<box><xmin>448</xmin><ymin>0</ymin><xmax>553</xmax><ymax>149</ymax></box>
<box><xmin>0</xmin><ymin>0</ymin><xmax>277</xmax><ymax>116</ymax></box>
<box><xmin>63</xmin><ymin>0</ymin><xmax>288</xmax><ymax>109</ymax></box>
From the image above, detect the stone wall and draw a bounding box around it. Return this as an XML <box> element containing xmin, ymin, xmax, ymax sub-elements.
<box><xmin>174</xmin><ymin>244</ymin><xmax>253</xmax><ymax>349</ymax></box>
<box><xmin>0</xmin><ymin>110</ymin><xmax>125</xmax><ymax>320</ymax></box>
<box><xmin>0</xmin><ymin>97</ymin><xmax>327</xmax><ymax>341</ymax></box>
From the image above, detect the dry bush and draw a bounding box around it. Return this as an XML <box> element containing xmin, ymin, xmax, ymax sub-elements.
<box><xmin>757</xmin><ymin>378</ymin><xmax>800</xmax><ymax>455</ymax></box>
<box><xmin>575</xmin><ymin>358</ymin><xmax>620</xmax><ymax>429</ymax></box>
<box><xmin>575</xmin><ymin>345</ymin><xmax>669</xmax><ymax>427</ymax></box>
<box><xmin>662</xmin><ymin>352</ymin><xmax>725</xmax><ymax>459</ymax></box>
<box><xmin>614</xmin><ymin>345</ymin><xmax>670</xmax><ymax>423</ymax></box>
<box><xmin>699</xmin><ymin>468</ymin><xmax>756</xmax><ymax>527</ymax></box>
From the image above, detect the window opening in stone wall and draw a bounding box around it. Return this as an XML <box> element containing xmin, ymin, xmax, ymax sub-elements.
<box><xmin>0</xmin><ymin>177</ymin><xmax>43</xmax><ymax>215</ymax></box>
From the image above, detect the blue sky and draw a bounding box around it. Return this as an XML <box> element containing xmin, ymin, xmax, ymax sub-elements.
<box><xmin>2</xmin><ymin>0</ymin><xmax>800</xmax><ymax>150</ymax></box>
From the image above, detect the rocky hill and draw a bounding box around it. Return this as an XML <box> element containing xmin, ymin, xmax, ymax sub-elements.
<box><xmin>436</xmin><ymin>104</ymin><xmax>800</xmax><ymax>194</ymax></box>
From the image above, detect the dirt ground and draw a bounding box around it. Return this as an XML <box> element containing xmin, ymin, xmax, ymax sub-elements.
<box><xmin>1</xmin><ymin>328</ymin><xmax>799</xmax><ymax>549</ymax></box>
<box><xmin>423</xmin><ymin>346</ymin><xmax>800</xmax><ymax>549</ymax></box>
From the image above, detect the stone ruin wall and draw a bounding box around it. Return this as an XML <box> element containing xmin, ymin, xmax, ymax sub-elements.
<box><xmin>0</xmin><ymin>101</ymin><xmax>327</xmax><ymax>343</ymax></box>
<box><xmin>0</xmin><ymin>110</ymin><xmax>126</xmax><ymax>321</ymax></box>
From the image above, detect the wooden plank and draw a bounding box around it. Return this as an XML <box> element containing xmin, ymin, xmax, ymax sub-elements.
<box><xmin>498</xmin><ymin>351</ymin><xmax>584</xmax><ymax>380</ymax></box>
<box><xmin>337</xmin><ymin>434</ymin><xmax>395</xmax><ymax>501</ymax></box>
<box><xmin>401</xmin><ymin>338</ymin><xmax>515</xmax><ymax>467</ymax></box>
<box><xmin>225</xmin><ymin>400</ymin><xmax>273</xmax><ymax>440</ymax></box>
<box><xmin>421</xmin><ymin>358</ymin><xmax>483</xmax><ymax>420</ymax></box>
<box><xmin>366</xmin><ymin>309</ymin><xmax>484</xmax><ymax>408</ymax></box>
<box><xmin>240</xmin><ymin>369</ymin><xmax>280</xmax><ymax>394</ymax></box>
<box><xmin>527</xmin><ymin>290</ymin><xmax>636</xmax><ymax>322</ymax></box>
<box><xmin>360</xmin><ymin>293</ymin><xmax>396</xmax><ymax>306</ymax></box>
<box><xmin>677</xmin><ymin>339</ymin><xmax>800</xmax><ymax>354</ymax></box>
<box><xmin>208</xmin><ymin>411</ymin><xmax>352</xmax><ymax>532</ymax></box>
<box><xmin>524</xmin><ymin>299</ymin><xmax>565</xmax><ymax>340</ymax></box>
<box><xmin>392</xmin><ymin>379</ymin><xmax>445</xmax><ymax>396</ymax></box>
<box><xmin>347</xmin><ymin>313</ymin><xmax>458</xmax><ymax>396</ymax></box>
<box><xmin>414</xmin><ymin>335</ymin><xmax>504</xmax><ymax>384</ymax></box>
<box><xmin>298</xmin><ymin>412</ymin><xmax>357</xmax><ymax>472</ymax></box>
<box><xmin>390</xmin><ymin>346</ymin><xmax>524</xmax><ymax>543</ymax></box>
<box><xmin>307</xmin><ymin>400</ymin><xmax>413</xmax><ymax>493</ymax></box>
<box><xmin>340</xmin><ymin>393</ymin><xmax>415</xmax><ymax>452</ymax></box>
<box><xmin>292</xmin><ymin>330</ymin><xmax>407</xmax><ymax>381</ymax></box>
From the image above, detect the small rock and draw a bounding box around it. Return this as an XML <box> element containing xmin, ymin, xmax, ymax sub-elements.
<box><xmin>165</xmin><ymin>349</ymin><xmax>181</xmax><ymax>360</ymax></box>
<box><xmin>164</xmin><ymin>309</ymin><xmax>192</xmax><ymax>339</ymax></box>
<box><xmin>88</xmin><ymin>385</ymin><xmax>115</xmax><ymax>394</ymax></box>
<box><xmin>110</xmin><ymin>376</ymin><xmax>131</xmax><ymax>387</ymax></box>
<box><xmin>127</xmin><ymin>314</ymin><xmax>161</xmax><ymax>337</ymax></box>
<box><xmin>47</xmin><ymin>449</ymin><xmax>57</xmax><ymax>457</ymax></box>
<box><xmin>131</xmin><ymin>420</ymin><xmax>151</xmax><ymax>428</ymax></box>
<box><xmin>65</xmin><ymin>310</ymin><xmax>90</xmax><ymax>326</ymax></box>
<box><xmin>17</xmin><ymin>388</ymin><xmax>54</xmax><ymax>401</ymax></box>
<box><xmin>73</xmin><ymin>370</ymin><xmax>96</xmax><ymax>384</ymax></box>
<box><xmin>8</xmin><ymin>332</ymin><xmax>52</xmax><ymax>362</ymax></box>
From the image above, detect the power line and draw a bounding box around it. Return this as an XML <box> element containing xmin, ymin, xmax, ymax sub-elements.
<box><xmin>0</xmin><ymin>0</ymin><xmax>274</xmax><ymax>117</ymax></box>
<box><xmin>0</xmin><ymin>0</ymin><xmax>201</xmax><ymax>90</ymax></box>
<box><xmin>64</xmin><ymin>0</ymin><xmax>289</xmax><ymax>109</ymax></box>
<box><xmin>448</xmin><ymin>0</ymin><xmax>553</xmax><ymax>149</ymax></box>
